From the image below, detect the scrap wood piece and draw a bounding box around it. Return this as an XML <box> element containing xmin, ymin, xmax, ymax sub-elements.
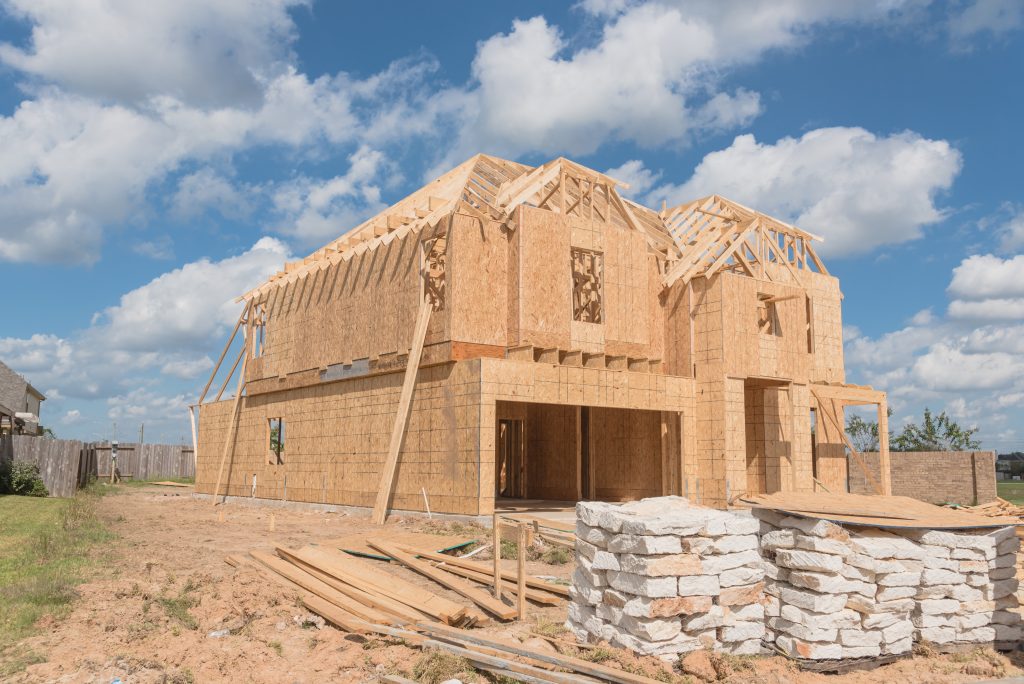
<box><xmin>421</xmin><ymin>637</ymin><xmax>593</xmax><ymax>684</ymax></box>
<box><xmin>249</xmin><ymin>550</ymin><xmax>394</xmax><ymax>625</ymax></box>
<box><xmin>326</xmin><ymin>531</ymin><xmax>476</xmax><ymax>561</ymax></box>
<box><xmin>276</xmin><ymin>547</ymin><xmax>426</xmax><ymax>623</ymax></box>
<box><xmin>300</xmin><ymin>594</ymin><xmax>380</xmax><ymax>635</ymax></box>
<box><xmin>401</xmin><ymin>546</ymin><xmax>570</xmax><ymax>598</ymax></box>
<box><xmin>285</xmin><ymin>545</ymin><xmax>467</xmax><ymax>625</ymax></box>
<box><xmin>372</xmin><ymin>298</ymin><xmax>433</xmax><ymax>525</ymax></box>
<box><xmin>423</xmin><ymin>559</ymin><xmax>563</xmax><ymax>606</ymax></box>
<box><xmin>416</xmin><ymin>622</ymin><xmax>667</xmax><ymax>684</ymax></box>
<box><xmin>151</xmin><ymin>480</ymin><xmax>192</xmax><ymax>488</ymax></box>
<box><xmin>368</xmin><ymin>540</ymin><xmax>518</xmax><ymax>620</ymax></box>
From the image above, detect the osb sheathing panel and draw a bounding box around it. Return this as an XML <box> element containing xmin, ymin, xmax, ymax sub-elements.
<box><xmin>663</xmin><ymin>280</ymin><xmax>693</xmax><ymax>377</ymax></box>
<box><xmin>449</xmin><ymin>213</ymin><xmax>508</xmax><ymax>347</ymax></box>
<box><xmin>525</xmin><ymin>403</ymin><xmax>578</xmax><ymax>501</ymax></box>
<box><xmin>513</xmin><ymin>206</ymin><xmax>658</xmax><ymax>359</ymax></box>
<box><xmin>589</xmin><ymin>406</ymin><xmax>662</xmax><ymax>501</ymax></box>
<box><xmin>719</xmin><ymin>272</ymin><xmax>810</xmax><ymax>382</ymax></box>
<box><xmin>514</xmin><ymin>206</ymin><xmax>571</xmax><ymax>349</ymax></box>
<box><xmin>251</xmin><ymin>230</ymin><xmax>449</xmax><ymax>381</ymax></box>
<box><xmin>196</xmin><ymin>361</ymin><xmax>483</xmax><ymax>516</ymax></box>
<box><xmin>814</xmin><ymin>399</ymin><xmax>849</xmax><ymax>492</ymax></box>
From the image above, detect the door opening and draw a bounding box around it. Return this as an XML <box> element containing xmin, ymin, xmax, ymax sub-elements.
<box><xmin>496</xmin><ymin>418</ymin><xmax>525</xmax><ymax>498</ymax></box>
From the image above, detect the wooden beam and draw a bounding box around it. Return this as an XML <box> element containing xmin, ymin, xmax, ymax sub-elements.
<box><xmin>210</xmin><ymin>335</ymin><xmax>250</xmax><ymax>506</ymax></box>
<box><xmin>367</xmin><ymin>540</ymin><xmax>517</xmax><ymax>620</ymax></box>
<box><xmin>810</xmin><ymin>388</ymin><xmax>883</xmax><ymax>495</ymax></box>
<box><xmin>214</xmin><ymin>345</ymin><xmax>246</xmax><ymax>403</ymax></box>
<box><xmin>197</xmin><ymin>306</ymin><xmax>246</xmax><ymax>404</ymax></box>
<box><xmin>808</xmin><ymin>383</ymin><xmax>885</xmax><ymax>406</ymax></box>
<box><xmin>188</xmin><ymin>405</ymin><xmax>198</xmax><ymax>472</ymax></box>
<box><xmin>401</xmin><ymin>547</ymin><xmax>569</xmax><ymax>598</ymax></box>
<box><xmin>372</xmin><ymin>299</ymin><xmax>434</xmax><ymax>524</ymax></box>
<box><xmin>877</xmin><ymin>397</ymin><xmax>892</xmax><ymax>496</ymax></box>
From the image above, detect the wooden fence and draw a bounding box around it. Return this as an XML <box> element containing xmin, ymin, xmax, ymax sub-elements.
<box><xmin>93</xmin><ymin>443</ymin><xmax>194</xmax><ymax>480</ymax></box>
<box><xmin>6</xmin><ymin>434</ymin><xmax>85</xmax><ymax>497</ymax></box>
<box><xmin>1</xmin><ymin>435</ymin><xmax>194</xmax><ymax>497</ymax></box>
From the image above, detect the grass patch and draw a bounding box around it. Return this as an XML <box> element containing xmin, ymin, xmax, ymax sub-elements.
<box><xmin>532</xmin><ymin>620</ymin><xmax>568</xmax><ymax>638</ymax></box>
<box><xmin>997</xmin><ymin>481</ymin><xmax>1024</xmax><ymax>505</ymax></box>
<box><xmin>0</xmin><ymin>490</ymin><xmax>112</xmax><ymax>675</ymax></box>
<box><xmin>499</xmin><ymin>539</ymin><xmax>518</xmax><ymax>560</ymax></box>
<box><xmin>412</xmin><ymin>651</ymin><xmax>480</xmax><ymax>684</ymax></box>
<box><xmin>157</xmin><ymin>580</ymin><xmax>200</xmax><ymax>630</ymax></box>
<box><xmin>541</xmin><ymin>546</ymin><xmax>571</xmax><ymax>565</ymax></box>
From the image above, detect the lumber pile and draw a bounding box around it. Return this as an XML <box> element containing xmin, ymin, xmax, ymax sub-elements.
<box><xmin>228</xmin><ymin>537</ymin><xmax>567</xmax><ymax>629</ymax></box>
<box><xmin>226</xmin><ymin>538</ymin><xmax>670</xmax><ymax>683</ymax></box>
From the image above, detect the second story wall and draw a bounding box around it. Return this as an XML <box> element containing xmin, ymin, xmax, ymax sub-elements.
<box><xmin>506</xmin><ymin>206</ymin><xmax>664</xmax><ymax>360</ymax></box>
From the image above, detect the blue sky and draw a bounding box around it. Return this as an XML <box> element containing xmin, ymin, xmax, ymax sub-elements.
<box><xmin>0</xmin><ymin>0</ymin><xmax>1022</xmax><ymax>448</ymax></box>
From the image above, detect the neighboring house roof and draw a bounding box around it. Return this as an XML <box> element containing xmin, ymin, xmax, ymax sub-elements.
<box><xmin>240</xmin><ymin>154</ymin><xmax>828</xmax><ymax>303</ymax></box>
<box><xmin>25</xmin><ymin>384</ymin><xmax>45</xmax><ymax>401</ymax></box>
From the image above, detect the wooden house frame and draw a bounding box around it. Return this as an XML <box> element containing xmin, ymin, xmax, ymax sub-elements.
<box><xmin>192</xmin><ymin>154</ymin><xmax>891</xmax><ymax>520</ymax></box>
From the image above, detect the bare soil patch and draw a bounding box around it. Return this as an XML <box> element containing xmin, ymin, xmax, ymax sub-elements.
<box><xmin>6</xmin><ymin>487</ymin><xmax>1022</xmax><ymax>683</ymax></box>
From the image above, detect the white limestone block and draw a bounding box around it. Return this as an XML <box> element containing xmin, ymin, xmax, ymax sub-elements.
<box><xmin>774</xmin><ymin>549</ymin><xmax>843</xmax><ymax>573</ymax></box>
<box><xmin>682</xmin><ymin>605</ymin><xmax>725</xmax><ymax>630</ymax></box>
<box><xmin>840</xmin><ymin>563</ymin><xmax>876</xmax><ymax>582</ymax></box>
<box><xmin>761</xmin><ymin>529</ymin><xmax>796</xmax><ymax>550</ymax></box>
<box><xmin>921</xmin><ymin>568</ymin><xmax>965</xmax><ymax>586</ymax></box>
<box><xmin>700</xmin><ymin>549</ymin><xmax>763</xmax><ymax>574</ymax></box>
<box><xmin>951</xmin><ymin>584</ymin><xmax>985</xmax><ymax>602</ymax></box>
<box><xmin>719</xmin><ymin>621</ymin><xmax>765</xmax><ymax>642</ymax></box>
<box><xmin>727</xmin><ymin>603</ymin><xmax>765</xmax><ymax>623</ymax></box>
<box><xmin>608</xmin><ymin>534</ymin><xmax>683</xmax><ymax>555</ymax></box>
<box><xmin>917</xmin><ymin>626</ymin><xmax>956</xmax><ymax>644</ymax></box>
<box><xmin>779</xmin><ymin>516</ymin><xmax>850</xmax><ymax>541</ymax></box>
<box><xmin>919</xmin><ymin>598</ymin><xmax>959</xmax><ymax>615</ymax></box>
<box><xmin>958</xmin><ymin>626</ymin><xmax>997</xmax><ymax>643</ymax></box>
<box><xmin>881</xmin><ymin>619</ymin><xmax>914</xmax><ymax>643</ymax></box>
<box><xmin>763</xmin><ymin>594</ymin><xmax>781</xmax><ymax>617</ymax></box>
<box><xmin>851</xmin><ymin>530</ymin><xmax>925</xmax><ymax>560</ymax></box>
<box><xmin>719</xmin><ymin>565</ymin><xmax>765</xmax><ymax>588</ymax></box>
<box><xmin>921</xmin><ymin>544</ymin><xmax>951</xmax><ymax>559</ymax></box>
<box><xmin>839</xmin><ymin>629</ymin><xmax>882</xmax><ymax>647</ymax></box>
<box><xmin>768</xmin><ymin>617</ymin><xmax>837</xmax><ymax>642</ymax></box>
<box><xmin>618</xmin><ymin>552</ymin><xmax>700</xmax><ymax>577</ymax></box>
<box><xmin>957</xmin><ymin>613</ymin><xmax>993</xmax><ymax>630</ymax></box>
<box><xmin>677</xmin><ymin>574</ymin><xmax>720</xmax><ymax>597</ymax></box>
<box><xmin>780</xmin><ymin>604</ymin><xmax>860</xmax><ymax>630</ymax></box>
<box><xmin>876</xmin><ymin>571</ymin><xmax>920</xmax><ymax>587</ymax></box>
<box><xmin>922</xmin><ymin>555</ymin><xmax>959</xmax><ymax>571</ymax></box>
<box><xmin>789</xmin><ymin>570</ymin><xmax>873</xmax><ymax>597</ymax></box>
<box><xmin>710</xmin><ymin>534</ymin><xmax>759</xmax><ymax>554</ymax></box>
<box><xmin>618</xmin><ymin>614</ymin><xmax>683</xmax><ymax>641</ymax></box>
<box><xmin>863</xmin><ymin>611</ymin><xmax>902</xmax><ymax>630</ymax></box>
<box><xmin>573</xmin><ymin>565</ymin><xmax>608</xmax><ymax>588</ymax></box>
<box><xmin>775</xmin><ymin>635</ymin><xmax>842</xmax><ymax>660</ymax></box>
<box><xmin>843</xmin><ymin>645</ymin><xmax>882</xmax><ymax>658</ymax></box>
<box><xmin>883</xmin><ymin>636</ymin><xmax>913</xmax><ymax>654</ymax></box>
<box><xmin>847</xmin><ymin>553</ymin><xmax>905</xmax><ymax>574</ymax></box>
<box><xmin>876</xmin><ymin>586</ymin><xmax>917</xmax><ymax>602</ymax></box>
<box><xmin>576</xmin><ymin>522</ymin><xmax>612</xmax><ymax>548</ymax></box>
<box><xmin>779</xmin><ymin>585</ymin><xmax>848</xmax><ymax>613</ymax></box>
<box><xmin>607</xmin><ymin>570</ymin><xmax>677</xmax><ymax>598</ymax></box>
<box><xmin>794</xmin><ymin>535</ymin><xmax>853</xmax><ymax>557</ymax></box>
<box><xmin>591</xmin><ymin>549</ymin><xmax>621</xmax><ymax>571</ymax></box>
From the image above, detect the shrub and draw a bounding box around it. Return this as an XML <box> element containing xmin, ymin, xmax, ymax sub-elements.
<box><xmin>2</xmin><ymin>461</ymin><xmax>49</xmax><ymax>497</ymax></box>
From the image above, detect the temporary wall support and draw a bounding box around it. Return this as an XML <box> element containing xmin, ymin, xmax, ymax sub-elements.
<box><xmin>211</xmin><ymin>305</ymin><xmax>252</xmax><ymax>506</ymax></box>
<box><xmin>371</xmin><ymin>298</ymin><xmax>434</xmax><ymax>524</ymax></box>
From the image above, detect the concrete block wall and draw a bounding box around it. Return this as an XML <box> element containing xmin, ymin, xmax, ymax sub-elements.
<box><xmin>850</xmin><ymin>451</ymin><xmax>997</xmax><ymax>505</ymax></box>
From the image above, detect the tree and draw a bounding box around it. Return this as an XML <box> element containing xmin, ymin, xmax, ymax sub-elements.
<box><xmin>845</xmin><ymin>408</ymin><xmax>892</xmax><ymax>452</ymax></box>
<box><xmin>892</xmin><ymin>408</ymin><xmax>980</xmax><ymax>452</ymax></box>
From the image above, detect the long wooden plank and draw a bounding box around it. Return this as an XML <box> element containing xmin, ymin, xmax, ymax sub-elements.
<box><xmin>301</xmin><ymin>594</ymin><xmax>376</xmax><ymax>634</ymax></box>
<box><xmin>877</xmin><ymin>397</ymin><xmax>892</xmax><ymax>496</ymax></box>
<box><xmin>400</xmin><ymin>547</ymin><xmax>570</xmax><ymax>598</ymax></box>
<box><xmin>250</xmin><ymin>551</ymin><xmax>393</xmax><ymax>625</ymax></box>
<box><xmin>422</xmin><ymin>638</ymin><xmax>587</xmax><ymax>684</ymax></box>
<box><xmin>368</xmin><ymin>540</ymin><xmax>518</xmax><ymax>620</ymax></box>
<box><xmin>372</xmin><ymin>299</ymin><xmax>433</xmax><ymax>524</ymax></box>
<box><xmin>418</xmin><ymin>623</ymin><xmax>666</xmax><ymax>684</ymax></box>
<box><xmin>210</xmin><ymin>336</ymin><xmax>250</xmax><ymax>506</ymax></box>
<box><xmin>284</xmin><ymin>545</ymin><xmax>466</xmax><ymax>624</ymax></box>
<box><xmin>197</xmin><ymin>306</ymin><xmax>246</xmax><ymax>404</ymax></box>
<box><xmin>425</xmin><ymin>560</ymin><xmax>562</xmax><ymax>606</ymax></box>
<box><xmin>276</xmin><ymin>548</ymin><xmax>428</xmax><ymax>623</ymax></box>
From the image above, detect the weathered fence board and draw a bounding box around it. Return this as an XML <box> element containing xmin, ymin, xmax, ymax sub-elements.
<box><xmin>10</xmin><ymin>434</ymin><xmax>83</xmax><ymax>497</ymax></box>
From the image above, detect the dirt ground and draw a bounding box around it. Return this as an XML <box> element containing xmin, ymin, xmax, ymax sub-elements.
<box><xmin>7</xmin><ymin>486</ymin><xmax>1023</xmax><ymax>683</ymax></box>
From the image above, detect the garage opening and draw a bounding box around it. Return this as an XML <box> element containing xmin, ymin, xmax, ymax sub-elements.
<box><xmin>495</xmin><ymin>401</ymin><xmax>662</xmax><ymax>503</ymax></box>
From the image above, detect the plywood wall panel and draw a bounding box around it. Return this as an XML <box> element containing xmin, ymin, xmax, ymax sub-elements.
<box><xmin>449</xmin><ymin>213</ymin><xmax>508</xmax><ymax>346</ymax></box>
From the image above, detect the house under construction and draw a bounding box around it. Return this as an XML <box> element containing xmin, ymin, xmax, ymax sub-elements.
<box><xmin>193</xmin><ymin>154</ymin><xmax>893</xmax><ymax>520</ymax></box>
